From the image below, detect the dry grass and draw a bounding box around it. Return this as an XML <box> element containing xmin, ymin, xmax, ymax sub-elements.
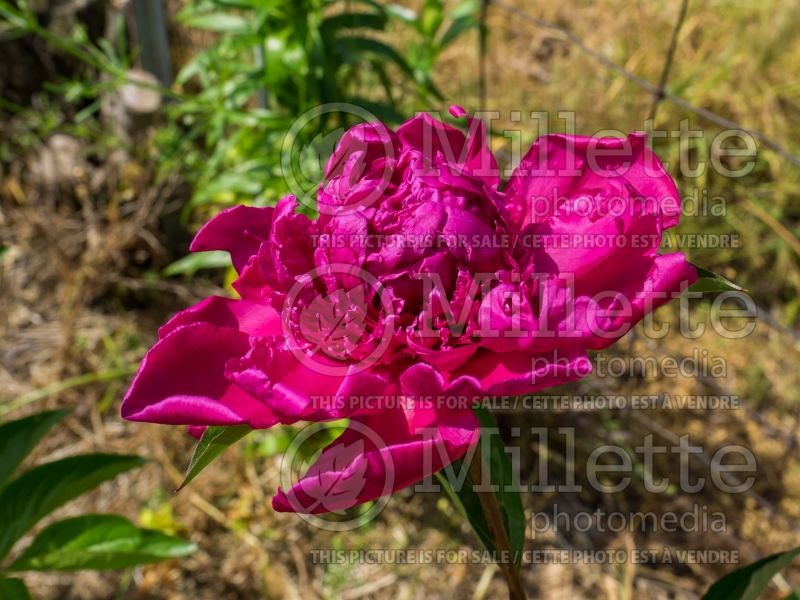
<box><xmin>2</xmin><ymin>0</ymin><xmax>800</xmax><ymax>598</ymax></box>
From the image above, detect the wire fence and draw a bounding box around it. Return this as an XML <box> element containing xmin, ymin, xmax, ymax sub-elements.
<box><xmin>480</xmin><ymin>0</ymin><xmax>800</xmax><ymax>529</ymax></box>
<box><xmin>488</xmin><ymin>0</ymin><xmax>800</xmax><ymax>168</ymax></box>
<box><xmin>126</xmin><ymin>0</ymin><xmax>800</xmax><ymax>168</ymax></box>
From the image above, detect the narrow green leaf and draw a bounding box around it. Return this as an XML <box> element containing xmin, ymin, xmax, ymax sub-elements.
<box><xmin>175</xmin><ymin>52</ymin><xmax>204</xmax><ymax>86</ymax></box>
<box><xmin>474</xmin><ymin>406</ymin><xmax>526</xmax><ymax>567</ymax></box>
<box><xmin>181</xmin><ymin>12</ymin><xmax>249</xmax><ymax>33</ymax></box>
<box><xmin>346</xmin><ymin>0</ymin><xmax>390</xmax><ymax>13</ymax></box>
<box><xmin>442</xmin><ymin>407</ymin><xmax>526</xmax><ymax>567</ymax></box>
<box><xmin>0</xmin><ymin>3</ymin><xmax>34</xmax><ymax>30</ymax></box>
<box><xmin>690</xmin><ymin>265</ymin><xmax>744</xmax><ymax>293</ymax></box>
<box><xmin>346</xmin><ymin>97</ymin><xmax>406</xmax><ymax>124</ymax></box>
<box><xmin>163</xmin><ymin>251</ymin><xmax>232</xmax><ymax>277</ymax></box>
<box><xmin>0</xmin><ymin>409</ymin><xmax>69</xmax><ymax>489</ymax></box>
<box><xmin>452</xmin><ymin>0</ymin><xmax>481</xmax><ymax>19</ymax></box>
<box><xmin>189</xmin><ymin>171</ymin><xmax>265</xmax><ymax>206</ymax></box>
<box><xmin>321</xmin><ymin>12</ymin><xmax>387</xmax><ymax>35</ymax></box>
<box><xmin>420</xmin><ymin>0</ymin><xmax>445</xmax><ymax>38</ymax></box>
<box><xmin>9</xmin><ymin>514</ymin><xmax>195</xmax><ymax>571</ymax></box>
<box><xmin>784</xmin><ymin>592</ymin><xmax>800</xmax><ymax>600</ymax></box>
<box><xmin>385</xmin><ymin>4</ymin><xmax>418</xmax><ymax>25</ymax></box>
<box><xmin>179</xmin><ymin>425</ymin><xmax>250</xmax><ymax>490</ymax></box>
<box><xmin>337</xmin><ymin>36</ymin><xmax>415</xmax><ymax>79</ymax></box>
<box><xmin>436</xmin><ymin>466</ymin><xmax>494</xmax><ymax>552</ymax></box>
<box><xmin>438</xmin><ymin>14</ymin><xmax>478</xmax><ymax>49</ymax></box>
<box><xmin>702</xmin><ymin>546</ymin><xmax>800</xmax><ymax>600</ymax></box>
<box><xmin>202</xmin><ymin>0</ymin><xmax>251</xmax><ymax>8</ymax></box>
<box><xmin>0</xmin><ymin>454</ymin><xmax>145</xmax><ymax>561</ymax></box>
<box><xmin>0</xmin><ymin>578</ymin><xmax>31</xmax><ymax>600</ymax></box>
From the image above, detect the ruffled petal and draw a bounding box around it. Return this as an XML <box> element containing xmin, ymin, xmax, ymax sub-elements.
<box><xmin>573</xmin><ymin>252</ymin><xmax>697</xmax><ymax>349</ymax></box>
<box><xmin>505</xmin><ymin>133</ymin><xmax>681</xmax><ymax>232</ymax></box>
<box><xmin>158</xmin><ymin>295</ymin><xmax>282</xmax><ymax>339</ymax></box>
<box><xmin>190</xmin><ymin>205</ymin><xmax>274</xmax><ymax>273</ymax></box>
<box><xmin>273</xmin><ymin>364</ymin><xmax>479</xmax><ymax>513</ymax></box>
<box><xmin>258</xmin><ymin>196</ymin><xmax>316</xmax><ymax>293</ymax></box>
<box><xmin>121</xmin><ymin>323</ymin><xmax>277</xmax><ymax>428</ymax></box>
<box><xmin>453</xmin><ymin>347</ymin><xmax>592</xmax><ymax>396</ymax></box>
<box><xmin>225</xmin><ymin>341</ymin><xmax>392</xmax><ymax>423</ymax></box>
<box><xmin>449</xmin><ymin>104</ymin><xmax>500</xmax><ymax>187</ymax></box>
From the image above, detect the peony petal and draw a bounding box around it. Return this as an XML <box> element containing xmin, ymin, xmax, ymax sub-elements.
<box><xmin>258</xmin><ymin>196</ymin><xmax>316</xmax><ymax>292</ymax></box>
<box><xmin>272</xmin><ymin>394</ymin><xmax>478</xmax><ymax>513</ymax></box>
<box><xmin>225</xmin><ymin>340</ymin><xmax>393</xmax><ymax>424</ymax></box>
<box><xmin>453</xmin><ymin>347</ymin><xmax>592</xmax><ymax>396</ymax></box>
<box><xmin>121</xmin><ymin>323</ymin><xmax>277</xmax><ymax>428</ymax></box>
<box><xmin>573</xmin><ymin>252</ymin><xmax>697</xmax><ymax>349</ymax></box>
<box><xmin>190</xmin><ymin>205</ymin><xmax>274</xmax><ymax>273</ymax></box>
<box><xmin>506</xmin><ymin>133</ymin><xmax>681</xmax><ymax>232</ymax></box>
<box><xmin>187</xmin><ymin>425</ymin><xmax>207</xmax><ymax>439</ymax></box>
<box><xmin>158</xmin><ymin>295</ymin><xmax>282</xmax><ymax>339</ymax></box>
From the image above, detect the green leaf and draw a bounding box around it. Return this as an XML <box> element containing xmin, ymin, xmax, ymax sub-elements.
<box><xmin>690</xmin><ymin>265</ymin><xmax>744</xmax><ymax>293</ymax></box>
<box><xmin>0</xmin><ymin>409</ymin><xmax>69</xmax><ymax>489</ymax></box>
<box><xmin>0</xmin><ymin>454</ymin><xmax>145</xmax><ymax>561</ymax></box>
<box><xmin>344</xmin><ymin>0</ymin><xmax>389</xmax><ymax>12</ymax></box>
<box><xmin>9</xmin><ymin>514</ymin><xmax>195</xmax><ymax>571</ymax></box>
<box><xmin>179</xmin><ymin>425</ymin><xmax>250</xmax><ymax>490</ymax></box>
<box><xmin>0</xmin><ymin>578</ymin><xmax>31</xmax><ymax>600</ymax></box>
<box><xmin>0</xmin><ymin>3</ymin><xmax>34</xmax><ymax>30</ymax></box>
<box><xmin>337</xmin><ymin>37</ymin><xmax>415</xmax><ymax>79</ymax></box>
<box><xmin>203</xmin><ymin>0</ymin><xmax>252</xmax><ymax>8</ymax></box>
<box><xmin>452</xmin><ymin>0</ymin><xmax>481</xmax><ymax>19</ymax></box>
<box><xmin>785</xmin><ymin>592</ymin><xmax>800</xmax><ymax>600</ymax></box>
<box><xmin>438</xmin><ymin>14</ymin><xmax>478</xmax><ymax>49</ymax></box>
<box><xmin>163</xmin><ymin>251</ymin><xmax>232</xmax><ymax>277</ymax></box>
<box><xmin>442</xmin><ymin>407</ymin><xmax>526</xmax><ymax>567</ymax></box>
<box><xmin>346</xmin><ymin>97</ymin><xmax>405</xmax><ymax>124</ymax></box>
<box><xmin>385</xmin><ymin>4</ymin><xmax>418</xmax><ymax>25</ymax></box>
<box><xmin>189</xmin><ymin>171</ymin><xmax>265</xmax><ymax>206</ymax></box>
<box><xmin>321</xmin><ymin>12</ymin><xmax>387</xmax><ymax>36</ymax></box>
<box><xmin>702</xmin><ymin>546</ymin><xmax>800</xmax><ymax>600</ymax></box>
<box><xmin>420</xmin><ymin>0</ymin><xmax>445</xmax><ymax>38</ymax></box>
<box><xmin>436</xmin><ymin>467</ymin><xmax>494</xmax><ymax>552</ymax></box>
<box><xmin>181</xmin><ymin>12</ymin><xmax>249</xmax><ymax>33</ymax></box>
<box><xmin>474</xmin><ymin>407</ymin><xmax>526</xmax><ymax>567</ymax></box>
<box><xmin>175</xmin><ymin>52</ymin><xmax>205</xmax><ymax>86</ymax></box>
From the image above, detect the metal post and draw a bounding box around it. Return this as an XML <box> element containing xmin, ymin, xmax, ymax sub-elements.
<box><xmin>131</xmin><ymin>0</ymin><xmax>173</xmax><ymax>86</ymax></box>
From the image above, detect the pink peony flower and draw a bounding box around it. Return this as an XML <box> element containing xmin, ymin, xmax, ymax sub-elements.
<box><xmin>122</xmin><ymin>106</ymin><xmax>696</xmax><ymax>513</ymax></box>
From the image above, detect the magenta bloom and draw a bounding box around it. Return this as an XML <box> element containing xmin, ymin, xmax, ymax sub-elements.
<box><xmin>122</xmin><ymin>106</ymin><xmax>696</xmax><ymax>513</ymax></box>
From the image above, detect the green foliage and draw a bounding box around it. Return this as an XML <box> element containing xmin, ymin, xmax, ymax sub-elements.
<box><xmin>163</xmin><ymin>250</ymin><xmax>232</xmax><ymax>277</ymax></box>
<box><xmin>179</xmin><ymin>425</ymin><xmax>251</xmax><ymax>490</ymax></box>
<box><xmin>0</xmin><ymin>409</ymin><xmax>69</xmax><ymax>488</ymax></box>
<box><xmin>438</xmin><ymin>407</ymin><xmax>526</xmax><ymax>568</ymax></box>
<box><xmin>8</xmin><ymin>515</ymin><xmax>196</xmax><ymax>572</ymax></box>
<box><xmin>0</xmin><ymin>578</ymin><xmax>31</xmax><ymax>600</ymax></box>
<box><xmin>387</xmin><ymin>0</ymin><xmax>480</xmax><ymax>97</ymax></box>
<box><xmin>0</xmin><ymin>454</ymin><xmax>147</xmax><ymax>559</ymax></box>
<box><xmin>690</xmin><ymin>265</ymin><xmax>745</xmax><ymax>293</ymax></box>
<box><xmin>0</xmin><ymin>411</ymin><xmax>195</xmax><ymax>598</ymax></box>
<box><xmin>155</xmin><ymin>0</ymin><xmax>479</xmax><ymax>217</ymax></box>
<box><xmin>159</xmin><ymin>0</ymin><xmax>423</xmax><ymax>213</ymax></box>
<box><xmin>1</xmin><ymin>0</ymin><xmax>480</xmax><ymax>272</ymax></box>
<box><xmin>0</xmin><ymin>0</ymin><xmax>140</xmax><ymax>160</ymax></box>
<box><xmin>702</xmin><ymin>546</ymin><xmax>800</xmax><ymax>600</ymax></box>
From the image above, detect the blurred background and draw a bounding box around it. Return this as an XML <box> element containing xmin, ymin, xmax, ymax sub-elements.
<box><xmin>1</xmin><ymin>0</ymin><xmax>799</xmax><ymax>598</ymax></box>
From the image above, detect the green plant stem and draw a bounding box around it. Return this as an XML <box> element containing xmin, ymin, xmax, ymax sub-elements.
<box><xmin>468</xmin><ymin>450</ymin><xmax>527</xmax><ymax>600</ymax></box>
<box><xmin>1</xmin><ymin>367</ymin><xmax>137</xmax><ymax>417</ymax></box>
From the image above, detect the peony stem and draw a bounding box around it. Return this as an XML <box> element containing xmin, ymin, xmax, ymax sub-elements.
<box><xmin>468</xmin><ymin>450</ymin><xmax>527</xmax><ymax>600</ymax></box>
